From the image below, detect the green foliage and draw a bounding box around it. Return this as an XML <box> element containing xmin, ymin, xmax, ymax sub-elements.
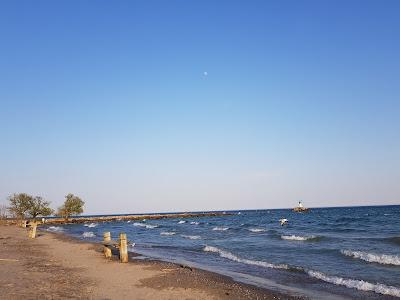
<box><xmin>8</xmin><ymin>193</ymin><xmax>33</xmax><ymax>218</ymax></box>
<box><xmin>57</xmin><ymin>193</ymin><xmax>84</xmax><ymax>220</ymax></box>
<box><xmin>8</xmin><ymin>193</ymin><xmax>54</xmax><ymax>219</ymax></box>
<box><xmin>27</xmin><ymin>196</ymin><xmax>54</xmax><ymax>218</ymax></box>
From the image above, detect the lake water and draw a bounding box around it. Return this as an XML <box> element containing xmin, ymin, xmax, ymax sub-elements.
<box><xmin>45</xmin><ymin>205</ymin><xmax>400</xmax><ymax>299</ymax></box>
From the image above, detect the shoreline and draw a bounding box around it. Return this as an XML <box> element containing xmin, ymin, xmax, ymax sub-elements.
<box><xmin>0</xmin><ymin>224</ymin><xmax>302</xmax><ymax>299</ymax></box>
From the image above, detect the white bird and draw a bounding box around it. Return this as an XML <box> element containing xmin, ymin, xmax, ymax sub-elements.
<box><xmin>279</xmin><ymin>218</ymin><xmax>288</xmax><ymax>226</ymax></box>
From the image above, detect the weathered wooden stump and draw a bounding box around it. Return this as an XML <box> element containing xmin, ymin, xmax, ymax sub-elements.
<box><xmin>119</xmin><ymin>233</ymin><xmax>128</xmax><ymax>263</ymax></box>
<box><xmin>103</xmin><ymin>232</ymin><xmax>112</xmax><ymax>259</ymax></box>
<box><xmin>29</xmin><ymin>222</ymin><xmax>37</xmax><ymax>238</ymax></box>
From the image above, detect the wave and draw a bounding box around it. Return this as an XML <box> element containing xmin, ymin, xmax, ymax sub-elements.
<box><xmin>160</xmin><ymin>232</ymin><xmax>176</xmax><ymax>236</ymax></box>
<box><xmin>203</xmin><ymin>246</ymin><xmax>291</xmax><ymax>270</ymax></box>
<box><xmin>181</xmin><ymin>235</ymin><xmax>201</xmax><ymax>240</ymax></box>
<box><xmin>178</xmin><ymin>220</ymin><xmax>186</xmax><ymax>224</ymax></box>
<box><xmin>190</xmin><ymin>221</ymin><xmax>200</xmax><ymax>225</ymax></box>
<box><xmin>133</xmin><ymin>222</ymin><xmax>158</xmax><ymax>229</ymax></box>
<box><xmin>47</xmin><ymin>226</ymin><xmax>64</xmax><ymax>232</ymax></box>
<box><xmin>307</xmin><ymin>270</ymin><xmax>400</xmax><ymax>297</ymax></box>
<box><xmin>203</xmin><ymin>246</ymin><xmax>400</xmax><ymax>297</ymax></box>
<box><xmin>84</xmin><ymin>223</ymin><xmax>97</xmax><ymax>228</ymax></box>
<box><xmin>212</xmin><ymin>227</ymin><xmax>229</xmax><ymax>231</ymax></box>
<box><xmin>281</xmin><ymin>235</ymin><xmax>318</xmax><ymax>241</ymax></box>
<box><xmin>248</xmin><ymin>228</ymin><xmax>266</xmax><ymax>233</ymax></box>
<box><xmin>82</xmin><ymin>232</ymin><xmax>95</xmax><ymax>238</ymax></box>
<box><xmin>341</xmin><ymin>250</ymin><xmax>400</xmax><ymax>266</ymax></box>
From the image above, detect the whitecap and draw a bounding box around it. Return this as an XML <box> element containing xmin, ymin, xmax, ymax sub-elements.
<box><xmin>281</xmin><ymin>235</ymin><xmax>316</xmax><ymax>241</ymax></box>
<box><xmin>248</xmin><ymin>228</ymin><xmax>266</xmax><ymax>233</ymax></box>
<box><xmin>82</xmin><ymin>232</ymin><xmax>95</xmax><ymax>238</ymax></box>
<box><xmin>133</xmin><ymin>222</ymin><xmax>158</xmax><ymax>229</ymax></box>
<box><xmin>181</xmin><ymin>235</ymin><xmax>201</xmax><ymax>240</ymax></box>
<box><xmin>47</xmin><ymin>226</ymin><xmax>64</xmax><ymax>232</ymax></box>
<box><xmin>307</xmin><ymin>270</ymin><xmax>400</xmax><ymax>297</ymax></box>
<box><xmin>84</xmin><ymin>223</ymin><xmax>97</xmax><ymax>228</ymax></box>
<box><xmin>203</xmin><ymin>246</ymin><xmax>289</xmax><ymax>270</ymax></box>
<box><xmin>190</xmin><ymin>221</ymin><xmax>200</xmax><ymax>225</ymax></box>
<box><xmin>178</xmin><ymin>220</ymin><xmax>186</xmax><ymax>224</ymax></box>
<box><xmin>160</xmin><ymin>232</ymin><xmax>176</xmax><ymax>236</ymax></box>
<box><xmin>212</xmin><ymin>227</ymin><xmax>229</xmax><ymax>231</ymax></box>
<box><xmin>341</xmin><ymin>250</ymin><xmax>400</xmax><ymax>266</ymax></box>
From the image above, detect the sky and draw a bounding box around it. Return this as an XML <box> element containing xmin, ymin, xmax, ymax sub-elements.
<box><xmin>0</xmin><ymin>1</ymin><xmax>399</xmax><ymax>214</ymax></box>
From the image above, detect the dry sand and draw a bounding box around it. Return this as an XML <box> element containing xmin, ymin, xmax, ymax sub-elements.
<box><xmin>0</xmin><ymin>225</ymin><xmax>300</xmax><ymax>299</ymax></box>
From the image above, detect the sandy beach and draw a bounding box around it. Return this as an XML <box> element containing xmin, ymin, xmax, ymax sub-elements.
<box><xmin>0</xmin><ymin>224</ymin><xmax>299</xmax><ymax>299</ymax></box>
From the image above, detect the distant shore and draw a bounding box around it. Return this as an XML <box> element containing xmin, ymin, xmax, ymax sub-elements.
<box><xmin>0</xmin><ymin>224</ymin><xmax>301</xmax><ymax>299</ymax></box>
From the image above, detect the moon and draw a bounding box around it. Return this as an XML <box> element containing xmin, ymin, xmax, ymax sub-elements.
<box><xmin>203</xmin><ymin>71</ymin><xmax>208</xmax><ymax>76</ymax></box>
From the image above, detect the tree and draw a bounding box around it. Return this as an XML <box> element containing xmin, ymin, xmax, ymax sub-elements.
<box><xmin>27</xmin><ymin>196</ymin><xmax>54</xmax><ymax>218</ymax></box>
<box><xmin>8</xmin><ymin>193</ymin><xmax>33</xmax><ymax>219</ymax></box>
<box><xmin>57</xmin><ymin>194</ymin><xmax>84</xmax><ymax>220</ymax></box>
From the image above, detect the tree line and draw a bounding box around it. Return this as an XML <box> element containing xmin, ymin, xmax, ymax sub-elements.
<box><xmin>5</xmin><ymin>193</ymin><xmax>85</xmax><ymax>220</ymax></box>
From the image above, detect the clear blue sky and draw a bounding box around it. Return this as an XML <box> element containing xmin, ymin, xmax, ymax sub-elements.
<box><xmin>0</xmin><ymin>1</ymin><xmax>399</xmax><ymax>214</ymax></box>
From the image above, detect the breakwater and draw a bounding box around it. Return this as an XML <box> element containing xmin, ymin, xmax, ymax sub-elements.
<box><xmin>43</xmin><ymin>212</ymin><xmax>230</xmax><ymax>224</ymax></box>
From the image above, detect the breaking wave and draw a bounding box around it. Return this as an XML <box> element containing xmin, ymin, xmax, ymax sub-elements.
<box><xmin>133</xmin><ymin>222</ymin><xmax>158</xmax><ymax>229</ymax></box>
<box><xmin>212</xmin><ymin>227</ymin><xmax>229</xmax><ymax>231</ymax></box>
<box><xmin>178</xmin><ymin>220</ymin><xmax>186</xmax><ymax>224</ymax></box>
<box><xmin>181</xmin><ymin>235</ymin><xmax>201</xmax><ymax>240</ymax></box>
<box><xmin>203</xmin><ymin>246</ymin><xmax>290</xmax><ymax>270</ymax></box>
<box><xmin>160</xmin><ymin>232</ymin><xmax>176</xmax><ymax>236</ymax></box>
<box><xmin>248</xmin><ymin>228</ymin><xmax>266</xmax><ymax>233</ymax></box>
<box><xmin>281</xmin><ymin>235</ymin><xmax>318</xmax><ymax>241</ymax></box>
<box><xmin>82</xmin><ymin>232</ymin><xmax>95</xmax><ymax>238</ymax></box>
<box><xmin>307</xmin><ymin>270</ymin><xmax>400</xmax><ymax>297</ymax></box>
<box><xmin>190</xmin><ymin>221</ymin><xmax>200</xmax><ymax>225</ymax></box>
<box><xmin>47</xmin><ymin>226</ymin><xmax>64</xmax><ymax>232</ymax></box>
<box><xmin>341</xmin><ymin>250</ymin><xmax>400</xmax><ymax>266</ymax></box>
<box><xmin>84</xmin><ymin>223</ymin><xmax>97</xmax><ymax>228</ymax></box>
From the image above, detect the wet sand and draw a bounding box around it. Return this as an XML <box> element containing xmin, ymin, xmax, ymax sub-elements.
<box><xmin>0</xmin><ymin>224</ymin><xmax>302</xmax><ymax>299</ymax></box>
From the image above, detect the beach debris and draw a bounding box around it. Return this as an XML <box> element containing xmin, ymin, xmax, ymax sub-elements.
<box><xmin>179</xmin><ymin>264</ymin><xmax>193</xmax><ymax>271</ymax></box>
<box><xmin>279</xmin><ymin>218</ymin><xmax>288</xmax><ymax>226</ymax></box>
<box><xmin>0</xmin><ymin>258</ymin><xmax>19</xmax><ymax>262</ymax></box>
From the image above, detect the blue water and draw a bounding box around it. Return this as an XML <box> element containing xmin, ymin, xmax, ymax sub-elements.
<box><xmin>46</xmin><ymin>205</ymin><xmax>400</xmax><ymax>299</ymax></box>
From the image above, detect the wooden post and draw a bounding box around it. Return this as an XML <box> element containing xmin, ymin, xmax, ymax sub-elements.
<box><xmin>103</xmin><ymin>232</ymin><xmax>112</xmax><ymax>259</ymax></box>
<box><xmin>119</xmin><ymin>233</ymin><xmax>128</xmax><ymax>263</ymax></box>
<box><xmin>29</xmin><ymin>222</ymin><xmax>37</xmax><ymax>239</ymax></box>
